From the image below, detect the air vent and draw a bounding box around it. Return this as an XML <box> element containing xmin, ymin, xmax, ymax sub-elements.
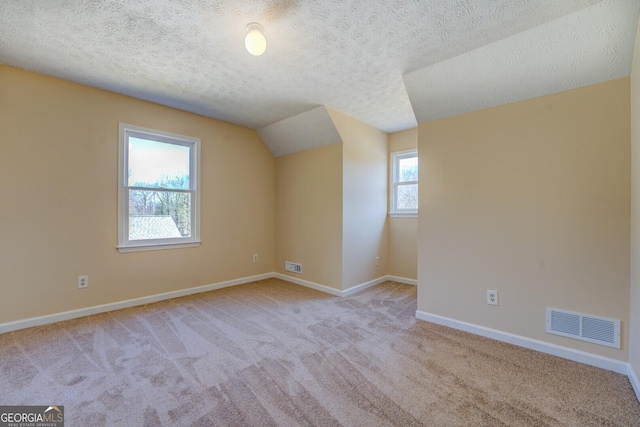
<box><xmin>285</xmin><ymin>261</ymin><xmax>302</xmax><ymax>274</ymax></box>
<box><xmin>546</xmin><ymin>308</ymin><xmax>620</xmax><ymax>348</ymax></box>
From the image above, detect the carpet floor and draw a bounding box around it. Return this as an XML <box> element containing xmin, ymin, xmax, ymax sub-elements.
<box><xmin>0</xmin><ymin>279</ymin><xmax>638</xmax><ymax>426</ymax></box>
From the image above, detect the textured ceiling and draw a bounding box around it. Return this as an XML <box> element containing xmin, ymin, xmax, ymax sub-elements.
<box><xmin>404</xmin><ymin>0</ymin><xmax>640</xmax><ymax>123</ymax></box>
<box><xmin>258</xmin><ymin>106</ymin><xmax>341</xmax><ymax>156</ymax></box>
<box><xmin>0</xmin><ymin>0</ymin><xmax>637</xmax><ymax>154</ymax></box>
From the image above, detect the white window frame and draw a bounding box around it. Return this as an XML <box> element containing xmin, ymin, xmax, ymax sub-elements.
<box><xmin>118</xmin><ymin>123</ymin><xmax>201</xmax><ymax>253</ymax></box>
<box><xmin>390</xmin><ymin>149</ymin><xmax>418</xmax><ymax>217</ymax></box>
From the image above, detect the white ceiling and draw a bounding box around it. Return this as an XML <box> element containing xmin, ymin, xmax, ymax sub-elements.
<box><xmin>257</xmin><ymin>106</ymin><xmax>341</xmax><ymax>157</ymax></box>
<box><xmin>0</xmin><ymin>0</ymin><xmax>638</xmax><ymax>155</ymax></box>
<box><xmin>405</xmin><ymin>0</ymin><xmax>640</xmax><ymax>123</ymax></box>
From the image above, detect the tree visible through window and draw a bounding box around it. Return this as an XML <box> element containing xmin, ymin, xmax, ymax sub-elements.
<box><xmin>118</xmin><ymin>124</ymin><xmax>200</xmax><ymax>252</ymax></box>
<box><xmin>391</xmin><ymin>149</ymin><xmax>418</xmax><ymax>215</ymax></box>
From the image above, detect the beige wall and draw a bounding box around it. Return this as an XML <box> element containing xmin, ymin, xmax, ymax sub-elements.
<box><xmin>630</xmin><ymin>22</ymin><xmax>640</xmax><ymax>380</ymax></box>
<box><xmin>389</xmin><ymin>128</ymin><xmax>418</xmax><ymax>153</ymax></box>
<box><xmin>0</xmin><ymin>66</ymin><xmax>275</xmax><ymax>324</ymax></box>
<box><xmin>275</xmin><ymin>143</ymin><xmax>343</xmax><ymax>289</ymax></box>
<box><xmin>418</xmin><ymin>78</ymin><xmax>631</xmax><ymax>360</ymax></box>
<box><xmin>389</xmin><ymin>128</ymin><xmax>418</xmax><ymax>280</ymax></box>
<box><xmin>328</xmin><ymin>108</ymin><xmax>389</xmax><ymax>288</ymax></box>
<box><xmin>275</xmin><ymin>109</ymin><xmax>389</xmax><ymax>291</ymax></box>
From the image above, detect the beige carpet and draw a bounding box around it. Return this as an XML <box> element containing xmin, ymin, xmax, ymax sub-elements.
<box><xmin>0</xmin><ymin>279</ymin><xmax>638</xmax><ymax>426</ymax></box>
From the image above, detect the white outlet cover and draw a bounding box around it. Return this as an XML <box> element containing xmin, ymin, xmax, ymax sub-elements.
<box><xmin>487</xmin><ymin>290</ymin><xmax>499</xmax><ymax>306</ymax></box>
<box><xmin>78</xmin><ymin>275</ymin><xmax>89</xmax><ymax>289</ymax></box>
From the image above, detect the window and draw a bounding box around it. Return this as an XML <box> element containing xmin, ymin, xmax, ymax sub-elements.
<box><xmin>118</xmin><ymin>123</ymin><xmax>200</xmax><ymax>252</ymax></box>
<box><xmin>390</xmin><ymin>149</ymin><xmax>418</xmax><ymax>216</ymax></box>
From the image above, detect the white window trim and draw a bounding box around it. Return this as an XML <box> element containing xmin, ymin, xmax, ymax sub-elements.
<box><xmin>390</xmin><ymin>148</ymin><xmax>418</xmax><ymax>217</ymax></box>
<box><xmin>118</xmin><ymin>123</ymin><xmax>201</xmax><ymax>253</ymax></box>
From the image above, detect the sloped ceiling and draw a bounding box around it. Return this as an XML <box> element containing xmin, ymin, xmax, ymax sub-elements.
<box><xmin>0</xmin><ymin>1</ymin><xmax>638</xmax><ymax>156</ymax></box>
<box><xmin>258</xmin><ymin>106</ymin><xmax>341</xmax><ymax>156</ymax></box>
<box><xmin>404</xmin><ymin>0</ymin><xmax>640</xmax><ymax>123</ymax></box>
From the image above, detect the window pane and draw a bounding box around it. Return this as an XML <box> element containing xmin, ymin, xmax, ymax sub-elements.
<box><xmin>398</xmin><ymin>156</ymin><xmax>418</xmax><ymax>182</ymax></box>
<box><xmin>129</xmin><ymin>189</ymin><xmax>191</xmax><ymax>239</ymax></box>
<box><xmin>128</xmin><ymin>137</ymin><xmax>190</xmax><ymax>189</ymax></box>
<box><xmin>397</xmin><ymin>184</ymin><xmax>418</xmax><ymax>210</ymax></box>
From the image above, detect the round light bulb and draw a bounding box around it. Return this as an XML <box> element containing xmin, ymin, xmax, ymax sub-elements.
<box><xmin>245</xmin><ymin>23</ymin><xmax>266</xmax><ymax>56</ymax></box>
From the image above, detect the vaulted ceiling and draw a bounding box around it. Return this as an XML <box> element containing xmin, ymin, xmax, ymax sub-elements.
<box><xmin>1</xmin><ymin>0</ymin><xmax>638</xmax><ymax>155</ymax></box>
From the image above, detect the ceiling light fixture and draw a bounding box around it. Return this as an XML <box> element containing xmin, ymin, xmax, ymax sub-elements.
<box><xmin>245</xmin><ymin>22</ymin><xmax>266</xmax><ymax>56</ymax></box>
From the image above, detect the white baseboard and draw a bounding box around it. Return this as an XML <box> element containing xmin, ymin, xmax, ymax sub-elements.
<box><xmin>0</xmin><ymin>273</ymin><xmax>409</xmax><ymax>335</ymax></box>
<box><xmin>0</xmin><ymin>273</ymin><xmax>273</xmax><ymax>334</ymax></box>
<box><xmin>273</xmin><ymin>273</ymin><xmax>342</xmax><ymax>296</ymax></box>
<box><xmin>629</xmin><ymin>363</ymin><xmax>640</xmax><ymax>402</ymax></box>
<box><xmin>387</xmin><ymin>275</ymin><xmax>417</xmax><ymax>286</ymax></box>
<box><xmin>415</xmin><ymin>310</ymin><xmax>629</xmax><ymax>375</ymax></box>
<box><xmin>342</xmin><ymin>276</ymin><xmax>389</xmax><ymax>296</ymax></box>
<box><xmin>274</xmin><ymin>273</ymin><xmax>395</xmax><ymax>297</ymax></box>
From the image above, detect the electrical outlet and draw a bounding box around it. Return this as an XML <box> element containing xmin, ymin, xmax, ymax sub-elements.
<box><xmin>78</xmin><ymin>275</ymin><xmax>89</xmax><ymax>289</ymax></box>
<box><xmin>253</xmin><ymin>254</ymin><xmax>259</xmax><ymax>263</ymax></box>
<box><xmin>375</xmin><ymin>256</ymin><xmax>380</xmax><ymax>266</ymax></box>
<box><xmin>486</xmin><ymin>290</ymin><xmax>498</xmax><ymax>306</ymax></box>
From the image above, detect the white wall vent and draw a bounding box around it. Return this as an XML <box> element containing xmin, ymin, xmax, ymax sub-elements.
<box><xmin>546</xmin><ymin>308</ymin><xmax>620</xmax><ymax>349</ymax></box>
<box><xmin>285</xmin><ymin>261</ymin><xmax>302</xmax><ymax>274</ymax></box>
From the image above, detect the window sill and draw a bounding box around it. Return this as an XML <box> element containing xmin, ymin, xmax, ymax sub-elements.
<box><xmin>389</xmin><ymin>213</ymin><xmax>418</xmax><ymax>218</ymax></box>
<box><xmin>117</xmin><ymin>241</ymin><xmax>201</xmax><ymax>253</ymax></box>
